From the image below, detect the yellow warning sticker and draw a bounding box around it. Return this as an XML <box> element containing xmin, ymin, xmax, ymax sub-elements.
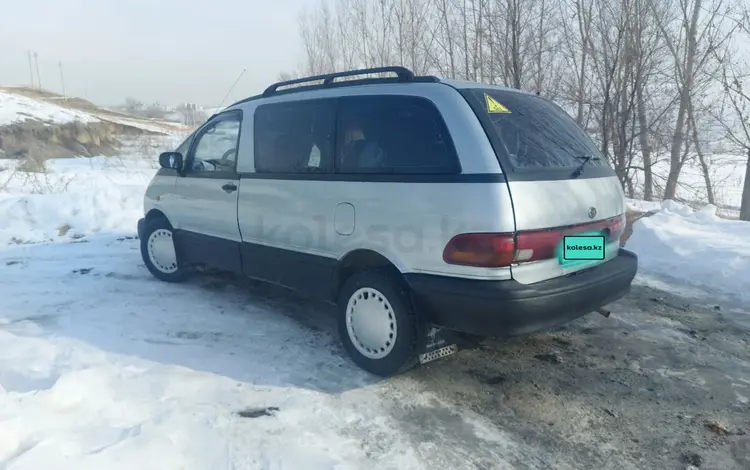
<box><xmin>484</xmin><ymin>93</ymin><xmax>511</xmax><ymax>114</ymax></box>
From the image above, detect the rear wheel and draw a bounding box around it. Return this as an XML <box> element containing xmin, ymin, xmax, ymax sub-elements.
<box><xmin>337</xmin><ymin>270</ymin><xmax>420</xmax><ymax>377</ymax></box>
<box><xmin>140</xmin><ymin>217</ymin><xmax>186</xmax><ymax>283</ymax></box>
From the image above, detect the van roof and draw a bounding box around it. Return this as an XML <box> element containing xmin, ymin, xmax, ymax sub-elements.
<box><xmin>438</xmin><ymin>79</ymin><xmax>537</xmax><ymax>96</ymax></box>
<box><xmin>225</xmin><ymin>66</ymin><xmax>537</xmax><ymax>110</ymax></box>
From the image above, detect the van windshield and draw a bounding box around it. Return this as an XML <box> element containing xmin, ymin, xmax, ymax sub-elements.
<box><xmin>467</xmin><ymin>89</ymin><xmax>607</xmax><ymax>170</ymax></box>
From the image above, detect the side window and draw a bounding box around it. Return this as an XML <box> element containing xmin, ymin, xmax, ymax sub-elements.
<box><xmin>188</xmin><ymin>112</ymin><xmax>242</xmax><ymax>172</ymax></box>
<box><xmin>335</xmin><ymin>95</ymin><xmax>460</xmax><ymax>174</ymax></box>
<box><xmin>175</xmin><ymin>134</ymin><xmax>194</xmax><ymax>155</ymax></box>
<box><xmin>254</xmin><ymin>99</ymin><xmax>336</xmax><ymax>173</ymax></box>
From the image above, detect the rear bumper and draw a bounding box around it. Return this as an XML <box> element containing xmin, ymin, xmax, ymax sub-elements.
<box><xmin>405</xmin><ymin>249</ymin><xmax>638</xmax><ymax>337</ymax></box>
<box><xmin>137</xmin><ymin>218</ymin><xmax>145</xmax><ymax>239</ymax></box>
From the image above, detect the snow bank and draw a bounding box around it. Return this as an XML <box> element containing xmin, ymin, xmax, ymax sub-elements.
<box><xmin>0</xmin><ymin>91</ymin><xmax>99</xmax><ymax>126</ymax></box>
<box><xmin>0</xmin><ymin>237</ymin><xmax>436</xmax><ymax>469</ymax></box>
<box><xmin>0</xmin><ymin>331</ymin><xmax>406</xmax><ymax>469</ymax></box>
<box><xmin>627</xmin><ymin>199</ymin><xmax>750</xmax><ymax>303</ymax></box>
<box><xmin>0</xmin><ymin>232</ymin><xmax>534</xmax><ymax>469</ymax></box>
<box><xmin>0</xmin><ymin>185</ymin><xmax>147</xmax><ymax>245</ymax></box>
<box><xmin>0</xmin><ymin>155</ymin><xmax>157</xmax><ymax>245</ymax></box>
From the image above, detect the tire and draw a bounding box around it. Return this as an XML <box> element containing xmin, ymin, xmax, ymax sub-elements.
<box><xmin>140</xmin><ymin>217</ymin><xmax>186</xmax><ymax>283</ymax></box>
<box><xmin>337</xmin><ymin>269</ymin><xmax>420</xmax><ymax>377</ymax></box>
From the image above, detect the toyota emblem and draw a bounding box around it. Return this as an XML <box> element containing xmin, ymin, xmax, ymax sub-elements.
<box><xmin>588</xmin><ymin>207</ymin><xmax>597</xmax><ymax>219</ymax></box>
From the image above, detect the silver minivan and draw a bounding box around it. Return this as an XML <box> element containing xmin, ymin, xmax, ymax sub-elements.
<box><xmin>137</xmin><ymin>66</ymin><xmax>638</xmax><ymax>377</ymax></box>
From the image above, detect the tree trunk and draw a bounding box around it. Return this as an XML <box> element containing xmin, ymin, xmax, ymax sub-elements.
<box><xmin>535</xmin><ymin>0</ymin><xmax>546</xmax><ymax>94</ymax></box>
<box><xmin>509</xmin><ymin>0</ymin><xmax>522</xmax><ymax>89</ymax></box>
<box><xmin>688</xmin><ymin>101</ymin><xmax>715</xmax><ymax>205</ymax></box>
<box><xmin>664</xmin><ymin>98</ymin><xmax>689</xmax><ymax>200</ymax></box>
<box><xmin>740</xmin><ymin>148</ymin><xmax>750</xmax><ymax>222</ymax></box>
<box><xmin>693</xmin><ymin>137</ymin><xmax>715</xmax><ymax>205</ymax></box>
<box><xmin>462</xmin><ymin>0</ymin><xmax>470</xmax><ymax>79</ymax></box>
<box><xmin>634</xmin><ymin>19</ymin><xmax>653</xmax><ymax>201</ymax></box>
<box><xmin>664</xmin><ymin>0</ymin><xmax>702</xmax><ymax>200</ymax></box>
<box><xmin>626</xmin><ymin>177</ymin><xmax>635</xmax><ymax>198</ymax></box>
<box><xmin>574</xmin><ymin>0</ymin><xmax>590</xmax><ymax>126</ymax></box>
<box><xmin>439</xmin><ymin>0</ymin><xmax>456</xmax><ymax>78</ymax></box>
<box><xmin>636</xmin><ymin>84</ymin><xmax>654</xmax><ymax>200</ymax></box>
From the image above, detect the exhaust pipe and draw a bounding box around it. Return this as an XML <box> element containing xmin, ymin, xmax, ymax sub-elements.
<box><xmin>596</xmin><ymin>307</ymin><xmax>611</xmax><ymax>318</ymax></box>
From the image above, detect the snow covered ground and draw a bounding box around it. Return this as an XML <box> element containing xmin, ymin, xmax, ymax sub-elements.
<box><xmin>0</xmin><ymin>137</ymin><xmax>183</xmax><ymax>246</ymax></box>
<box><xmin>0</xmin><ymin>237</ymin><xmax>436</xmax><ymax>469</ymax></box>
<box><xmin>0</xmin><ymin>153</ymin><xmax>530</xmax><ymax>469</ymax></box>
<box><xmin>0</xmin><ymin>91</ymin><xmax>99</xmax><ymax>126</ymax></box>
<box><xmin>627</xmin><ymin>198</ymin><xmax>750</xmax><ymax>305</ymax></box>
<box><xmin>1</xmin><ymin>150</ymin><xmax>749</xmax><ymax>469</ymax></box>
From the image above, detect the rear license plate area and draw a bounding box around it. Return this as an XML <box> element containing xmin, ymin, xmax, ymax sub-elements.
<box><xmin>558</xmin><ymin>230</ymin><xmax>606</xmax><ymax>268</ymax></box>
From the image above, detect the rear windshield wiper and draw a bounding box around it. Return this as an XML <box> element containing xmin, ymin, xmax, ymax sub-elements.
<box><xmin>570</xmin><ymin>155</ymin><xmax>601</xmax><ymax>178</ymax></box>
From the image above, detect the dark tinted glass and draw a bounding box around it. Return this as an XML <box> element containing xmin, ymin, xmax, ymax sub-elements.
<box><xmin>471</xmin><ymin>89</ymin><xmax>605</xmax><ymax>169</ymax></box>
<box><xmin>335</xmin><ymin>95</ymin><xmax>459</xmax><ymax>174</ymax></box>
<box><xmin>254</xmin><ymin>99</ymin><xmax>336</xmax><ymax>173</ymax></box>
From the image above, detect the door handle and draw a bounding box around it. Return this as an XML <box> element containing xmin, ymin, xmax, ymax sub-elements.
<box><xmin>222</xmin><ymin>182</ymin><xmax>237</xmax><ymax>193</ymax></box>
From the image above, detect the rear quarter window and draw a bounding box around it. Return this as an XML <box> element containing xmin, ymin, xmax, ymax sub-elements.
<box><xmin>466</xmin><ymin>89</ymin><xmax>607</xmax><ymax>170</ymax></box>
<box><xmin>335</xmin><ymin>95</ymin><xmax>460</xmax><ymax>174</ymax></box>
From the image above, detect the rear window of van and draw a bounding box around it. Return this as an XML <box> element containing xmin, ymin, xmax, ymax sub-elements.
<box><xmin>464</xmin><ymin>89</ymin><xmax>607</xmax><ymax>170</ymax></box>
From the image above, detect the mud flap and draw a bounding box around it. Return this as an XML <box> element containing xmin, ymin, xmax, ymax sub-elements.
<box><xmin>418</xmin><ymin>324</ymin><xmax>460</xmax><ymax>364</ymax></box>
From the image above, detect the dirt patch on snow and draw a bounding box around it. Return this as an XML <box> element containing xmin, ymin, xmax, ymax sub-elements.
<box><xmin>396</xmin><ymin>285</ymin><xmax>750</xmax><ymax>469</ymax></box>
<box><xmin>183</xmin><ymin>270</ymin><xmax>750</xmax><ymax>469</ymax></box>
<box><xmin>0</xmin><ymin>120</ymin><xmax>152</xmax><ymax>160</ymax></box>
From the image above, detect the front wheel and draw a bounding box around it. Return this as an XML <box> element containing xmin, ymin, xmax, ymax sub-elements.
<box><xmin>337</xmin><ymin>270</ymin><xmax>420</xmax><ymax>377</ymax></box>
<box><xmin>140</xmin><ymin>217</ymin><xmax>186</xmax><ymax>283</ymax></box>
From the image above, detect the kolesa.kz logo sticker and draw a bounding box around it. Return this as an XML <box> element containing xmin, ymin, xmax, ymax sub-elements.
<box><xmin>563</xmin><ymin>235</ymin><xmax>606</xmax><ymax>261</ymax></box>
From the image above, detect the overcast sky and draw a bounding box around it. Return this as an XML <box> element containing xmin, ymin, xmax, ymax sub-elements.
<box><xmin>0</xmin><ymin>0</ymin><xmax>315</xmax><ymax>106</ymax></box>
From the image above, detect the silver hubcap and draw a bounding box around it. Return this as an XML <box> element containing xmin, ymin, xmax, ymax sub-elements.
<box><xmin>345</xmin><ymin>287</ymin><xmax>397</xmax><ymax>359</ymax></box>
<box><xmin>147</xmin><ymin>229</ymin><xmax>178</xmax><ymax>274</ymax></box>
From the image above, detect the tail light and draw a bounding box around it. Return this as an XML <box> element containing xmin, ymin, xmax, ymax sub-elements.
<box><xmin>608</xmin><ymin>213</ymin><xmax>626</xmax><ymax>241</ymax></box>
<box><xmin>442</xmin><ymin>233</ymin><xmax>515</xmax><ymax>267</ymax></box>
<box><xmin>515</xmin><ymin>230</ymin><xmax>563</xmax><ymax>262</ymax></box>
<box><xmin>443</xmin><ymin>214</ymin><xmax>625</xmax><ymax>268</ymax></box>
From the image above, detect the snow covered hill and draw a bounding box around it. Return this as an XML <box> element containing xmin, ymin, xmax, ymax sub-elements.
<box><xmin>0</xmin><ymin>87</ymin><xmax>186</xmax><ymax>134</ymax></box>
<box><xmin>0</xmin><ymin>88</ymin><xmax>190</xmax><ymax>161</ymax></box>
<box><xmin>0</xmin><ymin>91</ymin><xmax>99</xmax><ymax>127</ymax></box>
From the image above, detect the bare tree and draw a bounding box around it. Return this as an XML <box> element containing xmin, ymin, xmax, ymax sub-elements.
<box><xmin>276</xmin><ymin>71</ymin><xmax>300</xmax><ymax>81</ymax></box>
<box><xmin>632</xmin><ymin>0</ymin><xmax>671</xmax><ymax>200</ymax></box>
<box><xmin>560</xmin><ymin>0</ymin><xmax>595</xmax><ymax>126</ymax></box>
<box><xmin>143</xmin><ymin>103</ymin><xmax>166</xmax><ymax>120</ymax></box>
<box><xmin>287</xmin><ymin>0</ymin><xmax>748</xmax><ymax>209</ymax></box>
<box><xmin>298</xmin><ymin>3</ymin><xmax>339</xmax><ymax>75</ymax></box>
<box><xmin>686</xmin><ymin>95</ymin><xmax>715</xmax><ymax>204</ymax></box>
<box><xmin>124</xmin><ymin>97</ymin><xmax>144</xmax><ymax>115</ymax></box>
<box><xmin>648</xmin><ymin>0</ymin><xmax>738</xmax><ymax>200</ymax></box>
<box><xmin>713</xmin><ymin>6</ymin><xmax>750</xmax><ymax>220</ymax></box>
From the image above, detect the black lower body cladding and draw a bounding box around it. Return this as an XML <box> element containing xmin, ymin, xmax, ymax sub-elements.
<box><xmin>405</xmin><ymin>249</ymin><xmax>638</xmax><ymax>338</ymax></box>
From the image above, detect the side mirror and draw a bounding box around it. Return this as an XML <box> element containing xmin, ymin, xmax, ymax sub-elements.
<box><xmin>159</xmin><ymin>152</ymin><xmax>183</xmax><ymax>171</ymax></box>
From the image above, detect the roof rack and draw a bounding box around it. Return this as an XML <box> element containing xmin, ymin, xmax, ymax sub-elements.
<box><xmin>261</xmin><ymin>66</ymin><xmax>440</xmax><ymax>97</ymax></box>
